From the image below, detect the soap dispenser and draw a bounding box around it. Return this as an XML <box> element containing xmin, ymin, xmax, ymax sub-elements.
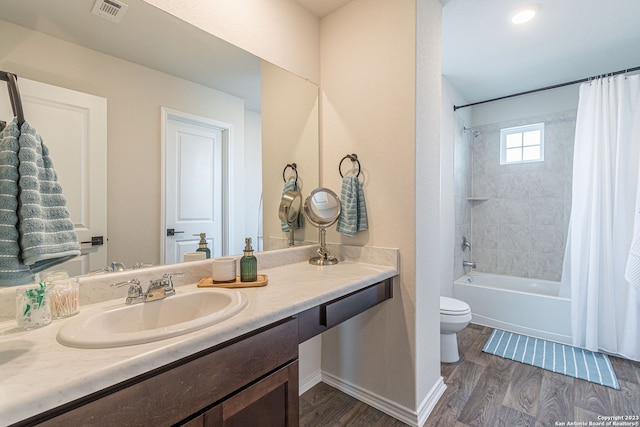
<box><xmin>194</xmin><ymin>233</ymin><xmax>211</xmax><ymax>259</ymax></box>
<box><xmin>240</xmin><ymin>237</ymin><xmax>257</xmax><ymax>282</ymax></box>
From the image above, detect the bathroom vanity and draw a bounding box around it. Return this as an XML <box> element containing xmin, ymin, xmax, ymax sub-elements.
<box><xmin>0</xmin><ymin>249</ymin><xmax>397</xmax><ymax>426</ymax></box>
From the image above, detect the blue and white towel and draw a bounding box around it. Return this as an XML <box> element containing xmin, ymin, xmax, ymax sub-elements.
<box><xmin>0</xmin><ymin>119</ymin><xmax>80</xmax><ymax>286</ymax></box>
<box><xmin>0</xmin><ymin>119</ymin><xmax>34</xmax><ymax>285</ymax></box>
<box><xmin>336</xmin><ymin>175</ymin><xmax>368</xmax><ymax>237</ymax></box>
<box><xmin>280</xmin><ymin>179</ymin><xmax>302</xmax><ymax>232</ymax></box>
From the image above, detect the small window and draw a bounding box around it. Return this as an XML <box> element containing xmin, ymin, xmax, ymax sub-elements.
<box><xmin>500</xmin><ymin>123</ymin><xmax>544</xmax><ymax>164</ymax></box>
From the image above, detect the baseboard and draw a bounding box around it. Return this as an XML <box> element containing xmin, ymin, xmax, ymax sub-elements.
<box><xmin>299</xmin><ymin>369</ymin><xmax>322</xmax><ymax>395</ymax></box>
<box><xmin>321</xmin><ymin>372</ymin><xmax>447</xmax><ymax>426</ymax></box>
<box><xmin>416</xmin><ymin>376</ymin><xmax>447</xmax><ymax>426</ymax></box>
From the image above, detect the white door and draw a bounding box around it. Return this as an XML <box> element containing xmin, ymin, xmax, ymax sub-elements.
<box><xmin>0</xmin><ymin>78</ymin><xmax>108</xmax><ymax>276</ymax></box>
<box><xmin>162</xmin><ymin>109</ymin><xmax>227</xmax><ymax>264</ymax></box>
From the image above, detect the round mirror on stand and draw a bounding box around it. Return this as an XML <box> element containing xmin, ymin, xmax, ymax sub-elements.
<box><xmin>303</xmin><ymin>187</ymin><xmax>341</xmax><ymax>265</ymax></box>
<box><xmin>278</xmin><ymin>190</ymin><xmax>302</xmax><ymax>247</ymax></box>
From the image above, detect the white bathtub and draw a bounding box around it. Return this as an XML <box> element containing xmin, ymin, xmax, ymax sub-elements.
<box><xmin>453</xmin><ymin>272</ymin><xmax>571</xmax><ymax>345</ymax></box>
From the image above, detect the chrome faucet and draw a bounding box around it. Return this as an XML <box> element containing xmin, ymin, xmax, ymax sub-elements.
<box><xmin>462</xmin><ymin>261</ymin><xmax>476</xmax><ymax>269</ymax></box>
<box><xmin>111</xmin><ymin>272</ymin><xmax>185</xmax><ymax>304</ymax></box>
<box><xmin>461</xmin><ymin>236</ymin><xmax>471</xmax><ymax>252</ymax></box>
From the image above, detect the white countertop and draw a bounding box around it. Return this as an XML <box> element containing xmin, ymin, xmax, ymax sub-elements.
<box><xmin>0</xmin><ymin>260</ymin><xmax>396</xmax><ymax>426</ymax></box>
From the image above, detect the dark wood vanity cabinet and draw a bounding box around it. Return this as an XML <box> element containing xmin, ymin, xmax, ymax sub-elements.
<box><xmin>31</xmin><ymin>318</ymin><xmax>299</xmax><ymax>427</ymax></box>
<box><xmin>181</xmin><ymin>361</ymin><xmax>299</xmax><ymax>427</ymax></box>
<box><xmin>16</xmin><ymin>278</ymin><xmax>393</xmax><ymax>427</ymax></box>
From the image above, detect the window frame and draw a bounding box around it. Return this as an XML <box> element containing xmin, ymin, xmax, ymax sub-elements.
<box><xmin>499</xmin><ymin>122</ymin><xmax>545</xmax><ymax>165</ymax></box>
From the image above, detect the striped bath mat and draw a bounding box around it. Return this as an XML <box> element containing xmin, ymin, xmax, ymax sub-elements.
<box><xmin>483</xmin><ymin>329</ymin><xmax>620</xmax><ymax>389</ymax></box>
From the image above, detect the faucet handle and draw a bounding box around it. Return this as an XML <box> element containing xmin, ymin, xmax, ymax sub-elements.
<box><xmin>111</xmin><ymin>279</ymin><xmax>143</xmax><ymax>301</ymax></box>
<box><xmin>111</xmin><ymin>279</ymin><xmax>141</xmax><ymax>289</ymax></box>
<box><xmin>161</xmin><ymin>272</ymin><xmax>184</xmax><ymax>296</ymax></box>
<box><xmin>162</xmin><ymin>272</ymin><xmax>185</xmax><ymax>286</ymax></box>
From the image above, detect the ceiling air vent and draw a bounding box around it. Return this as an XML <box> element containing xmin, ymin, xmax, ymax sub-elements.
<box><xmin>91</xmin><ymin>0</ymin><xmax>129</xmax><ymax>23</ymax></box>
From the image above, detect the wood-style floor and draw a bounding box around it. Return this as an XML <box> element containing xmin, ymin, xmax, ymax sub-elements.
<box><xmin>299</xmin><ymin>324</ymin><xmax>640</xmax><ymax>426</ymax></box>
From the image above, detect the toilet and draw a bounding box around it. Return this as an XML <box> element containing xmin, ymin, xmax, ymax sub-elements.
<box><xmin>440</xmin><ymin>296</ymin><xmax>472</xmax><ymax>363</ymax></box>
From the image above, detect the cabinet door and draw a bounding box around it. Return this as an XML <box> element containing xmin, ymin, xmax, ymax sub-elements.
<box><xmin>205</xmin><ymin>361</ymin><xmax>299</xmax><ymax>427</ymax></box>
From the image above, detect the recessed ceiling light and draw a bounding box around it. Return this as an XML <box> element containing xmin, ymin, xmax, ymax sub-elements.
<box><xmin>511</xmin><ymin>5</ymin><xmax>540</xmax><ymax>24</ymax></box>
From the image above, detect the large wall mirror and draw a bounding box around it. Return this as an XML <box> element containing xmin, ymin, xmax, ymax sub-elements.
<box><xmin>0</xmin><ymin>0</ymin><xmax>319</xmax><ymax>277</ymax></box>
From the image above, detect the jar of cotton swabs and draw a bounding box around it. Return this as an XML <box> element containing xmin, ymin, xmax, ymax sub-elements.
<box><xmin>40</xmin><ymin>270</ymin><xmax>80</xmax><ymax>319</ymax></box>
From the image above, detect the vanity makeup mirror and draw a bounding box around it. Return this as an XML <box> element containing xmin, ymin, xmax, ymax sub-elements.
<box><xmin>303</xmin><ymin>188</ymin><xmax>341</xmax><ymax>265</ymax></box>
<box><xmin>279</xmin><ymin>190</ymin><xmax>302</xmax><ymax>247</ymax></box>
<box><xmin>0</xmin><ymin>0</ymin><xmax>319</xmax><ymax>278</ymax></box>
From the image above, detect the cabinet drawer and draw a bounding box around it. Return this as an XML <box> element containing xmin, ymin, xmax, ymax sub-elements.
<box><xmin>298</xmin><ymin>278</ymin><xmax>392</xmax><ymax>343</ymax></box>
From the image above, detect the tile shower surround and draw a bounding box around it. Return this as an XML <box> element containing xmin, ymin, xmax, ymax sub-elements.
<box><xmin>455</xmin><ymin>110</ymin><xmax>577</xmax><ymax>281</ymax></box>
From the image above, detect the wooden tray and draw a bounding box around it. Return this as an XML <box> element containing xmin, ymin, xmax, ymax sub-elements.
<box><xmin>197</xmin><ymin>274</ymin><xmax>268</xmax><ymax>288</ymax></box>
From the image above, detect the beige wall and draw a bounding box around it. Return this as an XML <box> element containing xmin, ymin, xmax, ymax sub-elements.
<box><xmin>319</xmin><ymin>0</ymin><xmax>443</xmax><ymax>419</ymax></box>
<box><xmin>0</xmin><ymin>20</ymin><xmax>259</xmax><ymax>266</ymax></box>
<box><xmin>261</xmin><ymin>61</ymin><xmax>319</xmax><ymax>248</ymax></box>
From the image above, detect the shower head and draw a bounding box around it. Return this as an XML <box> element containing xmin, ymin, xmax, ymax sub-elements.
<box><xmin>464</xmin><ymin>127</ymin><xmax>480</xmax><ymax>137</ymax></box>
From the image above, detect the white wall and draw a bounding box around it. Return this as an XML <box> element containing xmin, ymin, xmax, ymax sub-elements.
<box><xmin>471</xmin><ymin>84</ymin><xmax>579</xmax><ymax>126</ymax></box>
<box><xmin>442</xmin><ymin>77</ymin><xmax>472</xmax><ymax>294</ymax></box>
<box><xmin>415</xmin><ymin>0</ymin><xmax>447</xmax><ymax>418</ymax></box>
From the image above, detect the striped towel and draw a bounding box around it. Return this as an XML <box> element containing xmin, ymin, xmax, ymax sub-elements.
<box><xmin>336</xmin><ymin>175</ymin><xmax>368</xmax><ymax>237</ymax></box>
<box><xmin>17</xmin><ymin>121</ymin><xmax>80</xmax><ymax>270</ymax></box>
<box><xmin>280</xmin><ymin>179</ymin><xmax>302</xmax><ymax>232</ymax></box>
<box><xmin>0</xmin><ymin>119</ymin><xmax>79</xmax><ymax>286</ymax></box>
<box><xmin>0</xmin><ymin>119</ymin><xmax>35</xmax><ymax>285</ymax></box>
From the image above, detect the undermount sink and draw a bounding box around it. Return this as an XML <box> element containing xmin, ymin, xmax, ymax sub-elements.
<box><xmin>57</xmin><ymin>289</ymin><xmax>248</xmax><ymax>349</ymax></box>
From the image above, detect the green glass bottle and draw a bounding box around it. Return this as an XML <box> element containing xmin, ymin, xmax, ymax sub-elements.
<box><xmin>240</xmin><ymin>237</ymin><xmax>257</xmax><ymax>282</ymax></box>
<box><xmin>195</xmin><ymin>233</ymin><xmax>211</xmax><ymax>259</ymax></box>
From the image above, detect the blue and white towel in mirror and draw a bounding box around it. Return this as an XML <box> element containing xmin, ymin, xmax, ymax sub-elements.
<box><xmin>0</xmin><ymin>118</ymin><xmax>80</xmax><ymax>286</ymax></box>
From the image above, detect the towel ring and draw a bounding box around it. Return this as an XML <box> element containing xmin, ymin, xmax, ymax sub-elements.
<box><xmin>282</xmin><ymin>163</ymin><xmax>298</xmax><ymax>185</ymax></box>
<box><xmin>339</xmin><ymin>154</ymin><xmax>360</xmax><ymax>178</ymax></box>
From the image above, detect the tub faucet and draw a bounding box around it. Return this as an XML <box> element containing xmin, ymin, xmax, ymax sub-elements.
<box><xmin>462</xmin><ymin>260</ymin><xmax>476</xmax><ymax>269</ymax></box>
<box><xmin>461</xmin><ymin>236</ymin><xmax>471</xmax><ymax>252</ymax></box>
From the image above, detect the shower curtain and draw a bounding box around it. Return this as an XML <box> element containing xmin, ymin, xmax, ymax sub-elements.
<box><xmin>561</xmin><ymin>74</ymin><xmax>640</xmax><ymax>361</ymax></box>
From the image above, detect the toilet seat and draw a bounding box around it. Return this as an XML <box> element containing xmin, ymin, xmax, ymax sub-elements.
<box><xmin>440</xmin><ymin>296</ymin><xmax>471</xmax><ymax>316</ymax></box>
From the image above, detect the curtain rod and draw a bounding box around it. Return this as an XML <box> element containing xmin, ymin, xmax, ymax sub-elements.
<box><xmin>453</xmin><ymin>65</ymin><xmax>640</xmax><ymax>111</ymax></box>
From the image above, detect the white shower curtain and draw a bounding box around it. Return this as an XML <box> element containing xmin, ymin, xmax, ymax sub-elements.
<box><xmin>561</xmin><ymin>74</ymin><xmax>640</xmax><ymax>362</ymax></box>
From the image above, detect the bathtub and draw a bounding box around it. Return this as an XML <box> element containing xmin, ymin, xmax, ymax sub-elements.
<box><xmin>453</xmin><ymin>272</ymin><xmax>571</xmax><ymax>345</ymax></box>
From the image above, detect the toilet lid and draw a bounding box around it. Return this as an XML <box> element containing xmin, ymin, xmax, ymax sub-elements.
<box><xmin>440</xmin><ymin>296</ymin><xmax>471</xmax><ymax>315</ymax></box>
